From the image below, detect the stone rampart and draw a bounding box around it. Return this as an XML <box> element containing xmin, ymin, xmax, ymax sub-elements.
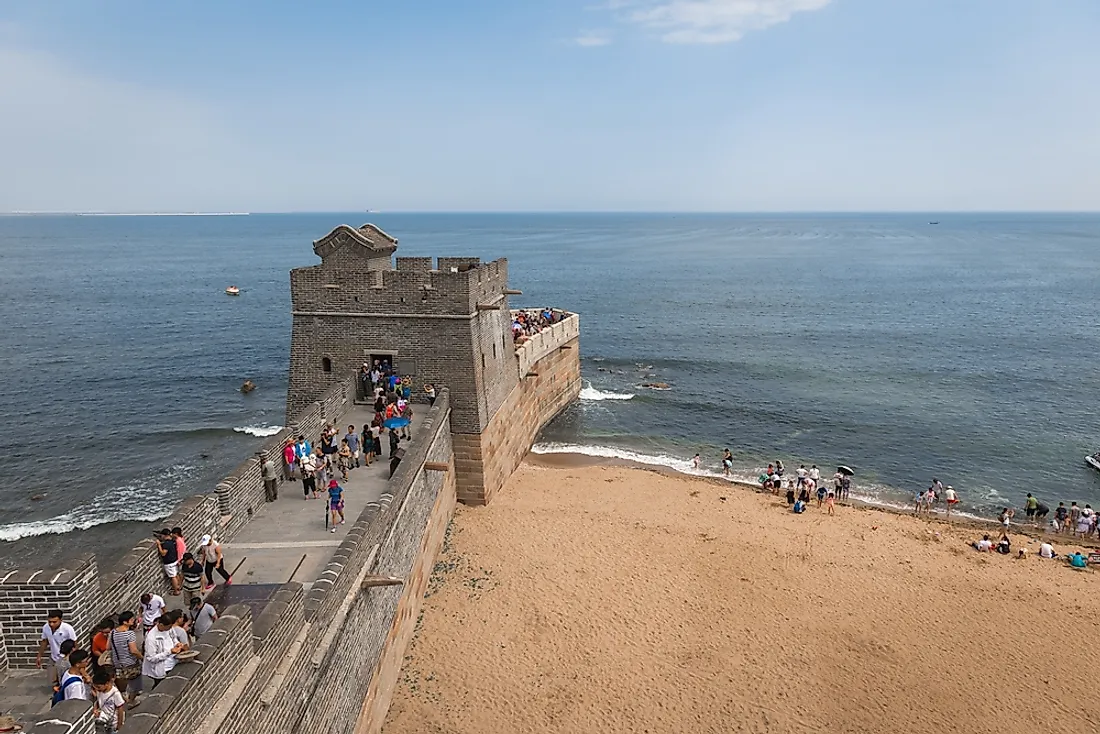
<box><xmin>454</xmin><ymin>312</ymin><xmax>582</xmax><ymax>504</ymax></box>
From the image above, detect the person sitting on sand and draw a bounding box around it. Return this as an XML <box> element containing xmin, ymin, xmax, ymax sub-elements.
<box><xmin>1039</xmin><ymin>541</ymin><xmax>1057</xmax><ymax>559</ymax></box>
<box><xmin>996</xmin><ymin>533</ymin><xmax>1011</xmax><ymax>555</ymax></box>
<box><xmin>1068</xmin><ymin>551</ymin><xmax>1088</xmax><ymax>569</ymax></box>
<box><xmin>793</xmin><ymin>499</ymin><xmax>806</xmax><ymax>514</ymax></box>
<box><xmin>973</xmin><ymin>535</ymin><xmax>994</xmax><ymax>552</ymax></box>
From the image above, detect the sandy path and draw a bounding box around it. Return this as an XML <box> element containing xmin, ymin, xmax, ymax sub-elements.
<box><xmin>384</xmin><ymin>462</ymin><xmax>1100</xmax><ymax>734</ymax></box>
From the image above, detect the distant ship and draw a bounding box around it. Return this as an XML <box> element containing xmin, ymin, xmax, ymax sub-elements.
<box><xmin>226</xmin><ymin>286</ymin><xmax>240</xmax><ymax>296</ymax></box>
<box><xmin>1087</xmin><ymin>452</ymin><xmax>1100</xmax><ymax>472</ymax></box>
<box><xmin>929</xmin><ymin>221</ymin><xmax>940</xmax><ymax>225</ymax></box>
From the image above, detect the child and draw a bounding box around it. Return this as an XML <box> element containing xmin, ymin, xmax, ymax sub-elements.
<box><xmin>92</xmin><ymin>670</ymin><xmax>125</xmax><ymax>733</ymax></box>
<box><xmin>826</xmin><ymin>489</ymin><xmax>836</xmax><ymax>515</ymax></box>
<box><xmin>327</xmin><ymin>480</ymin><xmax>345</xmax><ymax>531</ymax></box>
<box><xmin>56</xmin><ymin>649</ymin><xmax>91</xmax><ymax>704</ymax></box>
<box><xmin>338</xmin><ymin>439</ymin><xmax>352</xmax><ymax>481</ymax></box>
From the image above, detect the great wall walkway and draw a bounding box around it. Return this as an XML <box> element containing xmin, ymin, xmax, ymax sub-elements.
<box><xmin>205</xmin><ymin>403</ymin><xmax>424</xmax><ymax>617</ymax></box>
<box><xmin>0</xmin><ymin>402</ymin><xmax>424</xmax><ymax>727</ymax></box>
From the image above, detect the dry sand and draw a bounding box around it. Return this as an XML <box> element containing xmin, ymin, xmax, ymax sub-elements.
<box><xmin>384</xmin><ymin>461</ymin><xmax>1100</xmax><ymax>734</ymax></box>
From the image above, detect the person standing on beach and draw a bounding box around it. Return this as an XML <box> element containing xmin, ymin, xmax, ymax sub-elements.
<box><xmin>721</xmin><ymin>449</ymin><xmax>733</xmax><ymax>476</ymax></box>
<box><xmin>944</xmin><ymin>486</ymin><xmax>959</xmax><ymax>517</ymax></box>
<box><xmin>1024</xmin><ymin>493</ymin><xmax>1039</xmax><ymax>524</ymax></box>
<box><xmin>826</xmin><ymin>487</ymin><xmax>836</xmax><ymax>515</ymax></box>
<box><xmin>809</xmin><ymin>465</ymin><xmax>820</xmax><ymax>487</ymax></box>
<box><xmin>796</xmin><ymin>465</ymin><xmax>808</xmax><ymax>489</ymax></box>
<box><xmin>692</xmin><ymin>454</ymin><xmax>701</xmax><ymax>470</ymax></box>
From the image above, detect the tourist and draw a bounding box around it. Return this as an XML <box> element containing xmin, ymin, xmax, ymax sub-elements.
<box><xmin>1024</xmin><ymin>493</ymin><xmax>1039</xmax><ymax>524</ymax></box>
<box><xmin>58</xmin><ymin>649</ymin><xmax>91</xmax><ymax>703</ymax></box>
<box><xmin>314</xmin><ymin>447</ymin><xmax>332</xmax><ymax>495</ymax></box>
<box><xmin>809</xmin><ymin>464</ymin><xmax>820</xmax><ymax>487</ymax></box>
<box><xmin>300</xmin><ymin>450</ymin><xmax>319</xmax><ymax>500</ymax></box>
<box><xmin>923</xmin><ymin>486</ymin><xmax>936</xmax><ymax>513</ymax></box>
<box><xmin>360</xmin><ymin>424</ymin><xmax>374</xmax><ymax>466</ymax></box>
<box><xmin>401</xmin><ymin>400</ymin><xmax>413</xmax><ymax>438</ymax></box>
<box><xmin>775</xmin><ymin>460</ymin><xmax>785</xmax><ymax>477</ymax></box>
<box><xmin>425</xmin><ymin>383</ymin><xmax>437</xmax><ymax>406</ymax></box>
<box><xmin>142</xmin><ymin>616</ymin><xmax>182</xmax><ymax>689</ymax></box>
<box><xmin>370</xmin><ymin>419</ymin><xmax>383</xmax><ymax>460</ymax></box>
<box><xmin>785</xmin><ymin>483</ymin><xmax>795</xmax><ymax>506</ymax></box>
<box><xmin>91</xmin><ymin>669</ymin><xmax>126</xmax><ymax>733</ymax></box>
<box><xmin>944</xmin><ymin>485</ymin><xmax>959</xmax><ymax>517</ymax></box>
<box><xmin>1069</xmin><ymin>501</ymin><xmax>1081</xmax><ymax>532</ymax></box>
<box><xmin>815</xmin><ymin>481</ymin><xmax>826</xmax><ymax>508</ymax></box>
<box><xmin>832</xmin><ymin>468</ymin><xmax>843</xmax><ymax>496</ymax></box>
<box><xmin>89</xmin><ymin>618</ymin><xmax>114</xmax><ymax>678</ymax></box>
<box><xmin>164</xmin><ymin>612</ymin><xmax>190</xmax><ymax>671</ymax></box>
<box><xmin>338</xmin><ymin>438</ymin><xmax>352</xmax><ymax>481</ymax></box>
<box><xmin>389</xmin><ymin>427</ymin><xmax>400</xmax><ymax>458</ymax></box>
<box><xmin>826</xmin><ymin>488</ymin><xmax>836</xmax><ymax>515</ymax></box>
<box><xmin>796</xmin><ymin>464</ymin><xmax>808</xmax><ymax>488</ymax></box>
<box><xmin>973</xmin><ymin>535</ymin><xmax>993</xmax><ymax>552</ymax></box>
<box><xmin>345</xmin><ymin>425</ymin><xmax>361</xmax><ymax>468</ymax></box>
<box><xmin>155</xmin><ymin>529</ymin><xmax>181</xmax><ymax>596</ymax></box>
<box><xmin>294</xmin><ymin>434</ymin><xmax>312</xmax><ymax>464</ymax></box>
<box><xmin>721</xmin><ymin>449</ymin><xmax>732</xmax><ymax>477</ymax></box>
<box><xmin>139</xmin><ymin>593</ymin><xmax>166</xmax><ymax>633</ymax></box>
<box><xmin>1034</xmin><ymin>500</ymin><xmax>1049</xmax><ymax>525</ymax></box>
<box><xmin>55</xmin><ymin>639</ymin><xmax>79</xmax><ymax>686</ymax></box>
<box><xmin>932</xmin><ymin>477</ymin><xmax>944</xmax><ymax>499</ymax></box>
<box><xmin>188</xmin><ymin>597</ymin><xmax>218</xmax><ymax>640</ymax></box>
<box><xmin>792</xmin><ymin>498</ymin><xmax>806</xmax><ymax>514</ymax></box>
<box><xmin>914</xmin><ymin>489</ymin><xmax>924</xmax><ymax>516</ymax></box>
<box><xmin>283</xmin><ymin>436</ymin><xmax>298</xmax><ymax>482</ymax></box>
<box><xmin>38</xmin><ymin>610</ymin><xmax>78</xmax><ymax>683</ymax></box>
<box><xmin>359</xmin><ymin>364</ymin><xmax>372</xmax><ymax>400</ymax></box>
<box><xmin>996</xmin><ymin>533</ymin><xmax>1011</xmax><ymax>555</ymax></box>
<box><xmin>840</xmin><ymin>474</ymin><xmax>851</xmax><ymax>501</ymax></box>
<box><xmin>327</xmin><ymin>479</ymin><xmax>345</xmax><ymax>531</ymax></box>
<box><xmin>108</xmin><ymin>612</ymin><xmax>143</xmax><ymax>706</ymax></box>
<box><xmin>1039</xmin><ymin>540</ymin><xmax>1057</xmax><ymax>559</ymax></box>
<box><xmin>261</xmin><ymin>452</ymin><xmax>279</xmax><ymax>501</ymax></box>
<box><xmin>1068</xmin><ymin>551</ymin><xmax>1088</xmax><ymax>569</ymax></box>
<box><xmin>180</xmin><ymin>554</ymin><xmax>204</xmax><ymax>604</ymax></box>
<box><xmin>1054</xmin><ymin>502</ymin><xmax>1068</xmax><ymax>533</ymax></box>
<box><xmin>998</xmin><ymin>508</ymin><xmax>1014</xmax><ymax>528</ymax></box>
<box><xmin>197</xmin><ymin>534</ymin><xmax>232</xmax><ymax>589</ymax></box>
<box><xmin>171</xmin><ymin>526</ymin><xmax>188</xmax><ymax>561</ymax></box>
<box><xmin>692</xmin><ymin>453</ymin><xmax>701</xmax><ymax>470</ymax></box>
<box><xmin>1076</xmin><ymin>504</ymin><xmax>1094</xmax><ymax>537</ymax></box>
<box><xmin>797</xmin><ymin>484</ymin><xmax>810</xmax><ymax>506</ymax></box>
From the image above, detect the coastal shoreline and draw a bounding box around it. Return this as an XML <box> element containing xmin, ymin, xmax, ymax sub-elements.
<box><xmin>385</xmin><ymin>458</ymin><xmax>1100</xmax><ymax>734</ymax></box>
<box><xmin>526</xmin><ymin>450</ymin><xmax>1100</xmax><ymax>550</ymax></box>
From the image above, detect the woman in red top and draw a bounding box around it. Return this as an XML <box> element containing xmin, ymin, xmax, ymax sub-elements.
<box><xmin>283</xmin><ymin>438</ymin><xmax>298</xmax><ymax>481</ymax></box>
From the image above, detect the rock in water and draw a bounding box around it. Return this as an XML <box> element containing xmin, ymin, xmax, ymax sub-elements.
<box><xmin>241</xmin><ymin>380</ymin><xmax>256</xmax><ymax>394</ymax></box>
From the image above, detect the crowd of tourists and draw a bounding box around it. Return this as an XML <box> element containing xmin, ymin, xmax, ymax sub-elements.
<box><xmin>37</xmin><ymin>527</ymin><xmax>228</xmax><ymax>729</ymax></box>
<box><xmin>512</xmin><ymin>308</ymin><xmax>564</xmax><ymax>341</ymax></box>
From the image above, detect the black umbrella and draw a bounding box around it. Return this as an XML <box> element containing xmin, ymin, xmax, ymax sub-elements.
<box><xmin>837</xmin><ymin>465</ymin><xmax>855</xmax><ymax>476</ymax></box>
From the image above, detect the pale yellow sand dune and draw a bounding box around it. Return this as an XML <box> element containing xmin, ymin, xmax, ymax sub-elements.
<box><xmin>384</xmin><ymin>462</ymin><xmax>1100</xmax><ymax>734</ymax></box>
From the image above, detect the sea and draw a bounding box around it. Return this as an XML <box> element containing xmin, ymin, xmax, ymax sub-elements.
<box><xmin>2</xmin><ymin>212</ymin><xmax>1100</xmax><ymax>569</ymax></box>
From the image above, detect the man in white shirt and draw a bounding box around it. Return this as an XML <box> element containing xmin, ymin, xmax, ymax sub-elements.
<box><xmin>974</xmin><ymin>535</ymin><xmax>993</xmax><ymax>552</ymax></box>
<box><xmin>1039</xmin><ymin>542</ymin><xmax>1056</xmax><ymax>559</ymax></box>
<box><xmin>140</xmin><ymin>593</ymin><xmax>166</xmax><ymax>632</ymax></box>
<box><xmin>796</xmin><ymin>465</ymin><xmax>808</xmax><ymax>487</ymax></box>
<box><xmin>809</xmin><ymin>465</ymin><xmax>821</xmax><ymax>484</ymax></box>
<box><xmin>142</xmin><ymin>617</ymin><xmax>182</xmax><ymax>687</ymax></box>
<box><xmin>37</xmin><ymin>609</ymin><xmax>77</xmax><ymax>683</ymax></box>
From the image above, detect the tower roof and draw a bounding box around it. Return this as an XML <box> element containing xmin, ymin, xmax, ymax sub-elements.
<box><xmin>312</xmin><ymin>223</ymin><xmax>398</xmax><ymax>261</ymax></box>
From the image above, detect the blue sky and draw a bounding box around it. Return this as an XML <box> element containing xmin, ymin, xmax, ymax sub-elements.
<box><xmin>1</xmin><ymin>0</ymin><xmax>1097</xmax><ymax>212</ymax></box>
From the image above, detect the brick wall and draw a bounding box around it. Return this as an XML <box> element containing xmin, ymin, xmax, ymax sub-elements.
<box><xmin>0</xmin><ymin>556</ymin><xmax>99</xmax><ymax>669</ymax></box>
<box><xmin>454</xmin><ymin>318</ymin><xmax>582</xmax><ymax>505</ymax></box>
<box><xmin>27</xmin><ymin>699</ymin><xmax>95</xmax><ymax>734</ymax></box>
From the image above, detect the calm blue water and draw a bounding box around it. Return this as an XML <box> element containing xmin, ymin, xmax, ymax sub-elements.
<box><xmin>2</xmin><ymin>213</ymin><xmax>1100</xmax><ymax>566</ymax></box>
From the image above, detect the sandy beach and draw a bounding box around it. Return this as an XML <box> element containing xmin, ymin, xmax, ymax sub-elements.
<box><xmin>384</xmin><ymin>459</ymin><xmax>1100</xmax><ymax>734</ymax></box>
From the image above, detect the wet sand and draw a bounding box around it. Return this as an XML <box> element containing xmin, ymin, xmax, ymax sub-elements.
<box><xmin>384</xmin><ymin>460</ymin><xmax>1100</xmax><ymax>734</ymax></box>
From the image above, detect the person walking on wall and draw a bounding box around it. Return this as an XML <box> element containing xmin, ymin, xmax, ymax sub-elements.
<box><xmin>38</xmin><ymin>609</ymin><xmax>77</xmax><ymax>684</ymax></box>
<box><xmin>155</xmin><ymin>530</ymin><xmax>181</xmax><ymax>596</ymax></box>
<box><xmin>345</xmin><ymin>424</ymin><xmax>361</xmax><ymax>469</ymax></box>
<box><xmin>197</xmin><ymin>533</ymin><xmax>232</xmax><ymax>590</ymax></box>
<box><xmin>327</xmin><ymin>480</ymin><xmax>345</xmax><ymax>531</ymax></box>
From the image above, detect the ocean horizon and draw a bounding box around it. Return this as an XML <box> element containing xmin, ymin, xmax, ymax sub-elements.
<box><xmin>2</xmin><ymin>211</ymin><xmax>1099</xmax><ymax>567</ymax></box>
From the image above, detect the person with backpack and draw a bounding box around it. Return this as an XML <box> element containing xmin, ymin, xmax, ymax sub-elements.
<box><xmin>54</xmin><ymin>649</ymin><xmax>91</xmax><ymax>705</ymax></box>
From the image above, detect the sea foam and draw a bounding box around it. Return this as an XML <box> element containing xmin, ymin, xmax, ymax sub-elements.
<box><xmin>579</xmin><ymin>383</ymin><xmax>635</xmax><ymax>401</ymax></box>
<box><xmin>233</xmin><ymin>425</ymin><xmax>284</xmax><ymax>437</ymax></box>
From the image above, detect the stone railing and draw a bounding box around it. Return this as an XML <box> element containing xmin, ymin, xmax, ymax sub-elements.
<box><xmin>513</xmin><ymin>310</ymin><xmax>579</xmax><ymax>378</ymax></box>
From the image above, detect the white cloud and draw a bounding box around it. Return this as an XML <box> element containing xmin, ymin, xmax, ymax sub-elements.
<box><xmin>575</xmin><ymin>31</ymin><xmax>613</xmax><ymax>46</ymax></box>
<box><xmin>616</xmin><ymin>0</ymin><xmax>831</xmax><ymax>44</ymax></box>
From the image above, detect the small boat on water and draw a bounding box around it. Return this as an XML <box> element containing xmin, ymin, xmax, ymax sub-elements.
<box><xmin>225</xmin><ymin>286</ymin><xmax>240</xmax><ymax>296</ymax></box>
<box><xmin>1086</xmin><ymin>453</ymin><xmax>1100</xmax><ymax>472</ymax></box>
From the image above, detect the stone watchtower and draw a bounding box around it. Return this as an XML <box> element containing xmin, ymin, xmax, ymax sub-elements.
<box><xmin>288</xmin><ymin>223</ymin><xmax>548</xmax><ymax>503</ymax></box>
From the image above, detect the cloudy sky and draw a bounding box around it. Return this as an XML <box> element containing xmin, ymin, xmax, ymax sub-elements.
<box><xmin>1</xmin><ymin>0</ymin><xmax>1097</xmax><ymax>212</ymax></box>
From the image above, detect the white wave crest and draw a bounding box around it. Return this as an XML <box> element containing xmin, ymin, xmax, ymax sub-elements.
<box><xmin>530</xmin><ymin>442</ymin><xmax>991</xmax><ymax>522</ymax></box>
<box><xmin>0</xmin><ymin>463</ymin><xmax>199</xmax><ymax>542</ymax></box>
<box><xmin>234</xmin><ymin>425</ymin><xmax>284</xmax><ymax>437</ymax></box>
<box><xmin>579</xmin><ymin>383</ymin><xmax>635</xmax><ymax>401</ymax></box>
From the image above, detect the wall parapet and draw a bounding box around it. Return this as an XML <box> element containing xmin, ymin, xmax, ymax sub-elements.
<box><xmin>514</xmin><ymin>310</ymin><xmax>580</xmax><ymax>378</ymax></box>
